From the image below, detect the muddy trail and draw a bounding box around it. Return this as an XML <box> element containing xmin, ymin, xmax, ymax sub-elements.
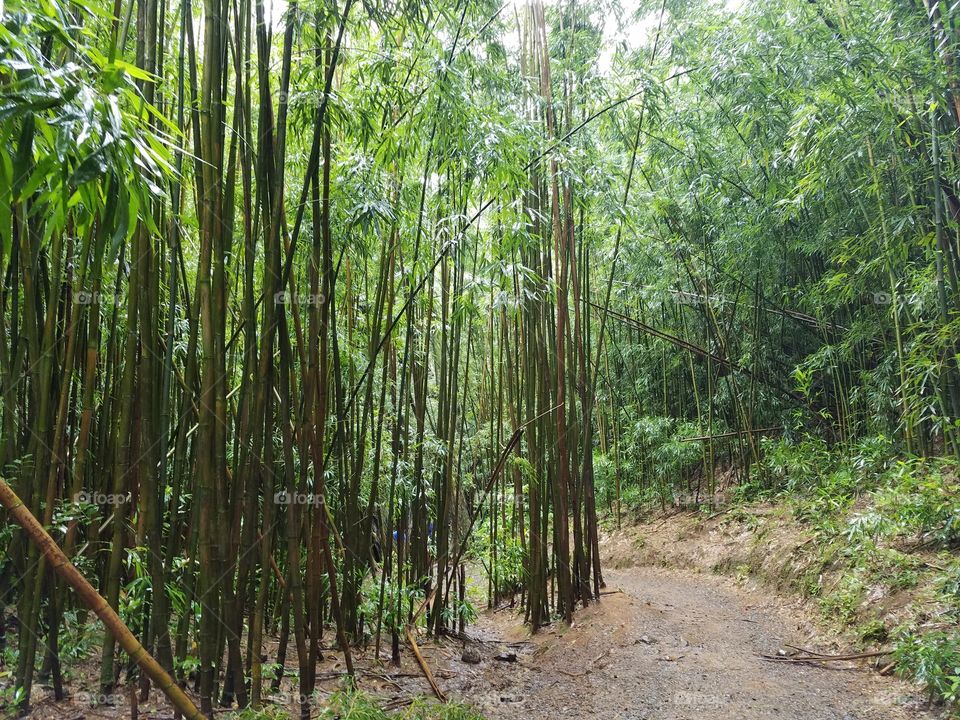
<box><xmin>447</xmin><ymin>565</ymin><xmax>932</xmax><ymax>720</ymax></box>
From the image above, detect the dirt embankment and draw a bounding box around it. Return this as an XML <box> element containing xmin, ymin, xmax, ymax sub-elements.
<box><xmin>601</xmin><ymin>506</ymin><xmax>819</xmax><ymax>590</ymax></box>
<box><xmin>601</xmin><ymin>505</ymin><xmax>949</xmax><ymax>638</ymax></box>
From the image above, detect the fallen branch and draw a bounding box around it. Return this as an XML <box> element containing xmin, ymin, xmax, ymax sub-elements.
<box><xmin>382</xmin><ymin>696</ymin><xmax>416</xmax><ymax>711</ymax></box>
<box><xmin>404</xmin><ymin>625</ymin><xmax>446</xmax><ymax>702</ymax></box>
<box><xmin>366</xmin><ymin>672</ymin><xmax>404</xmax><ymax>692</ymax></box>
<box><xmin>761</xmin><ymin>649</ymin><xmax>892</xmax><ymax>663</ymax></box>
<box><xmin>442</xmin><ymin>630</ymin><xmax>530</xmax><ymax>645</ymax></box>
<box><xmin>785</xmin><ymin>643</ymin><xmax>834</xmax><ymax>657</ymax></box>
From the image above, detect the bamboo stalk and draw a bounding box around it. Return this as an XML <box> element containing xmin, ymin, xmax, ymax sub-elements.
<box><xmin>678</xmin><ymin>427</ymin><xmax>784</xmax><ymax>443</ymax></box>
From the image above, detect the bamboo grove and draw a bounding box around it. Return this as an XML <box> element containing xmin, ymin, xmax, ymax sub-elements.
<box><xmin>0</xmin><ymin>0</ymin><xmax>611</xmax><ymax>714</ymax></box>
<box><xmin>3</xmin><ymin>0</ymin><xmax>960</xmax><ymax>716</ymax></box>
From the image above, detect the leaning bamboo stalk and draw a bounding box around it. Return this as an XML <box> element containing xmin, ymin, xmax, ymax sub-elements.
<box><xmin>677</xmin><ymin>427</ymin><xmax>784</xmax><ymax>443</ymax></box>
<box><xmin>404</xmin><ymin>624</ymin><xmax>446</xmax><ymax>702</ymax></box>
<box><xmin>0</xmin><ymin>477</ymin><xmax>207</xmax><ymax>720</ymax></box>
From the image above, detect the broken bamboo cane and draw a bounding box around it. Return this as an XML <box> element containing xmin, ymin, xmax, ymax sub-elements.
<box><xmin>404</xmin><ymin>624</ymin><xmax>446</xmax><ymax>702</ymax></box>
<box><xmin>0</xmin><ymin>477</ymin><xmax>207</xmax><ymax>720</ymax></box>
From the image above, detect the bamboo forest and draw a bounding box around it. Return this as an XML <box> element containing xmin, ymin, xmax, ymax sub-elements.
<box><xmin>3</xmin><ymin>0</ymin><xmax>960</xmax><ymax>717</ymax></box>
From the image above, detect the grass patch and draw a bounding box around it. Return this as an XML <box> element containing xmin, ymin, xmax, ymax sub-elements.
<box><xmin>225</xmin><ymin>691</ymin><xmax>485</xmax><ymax>720</ymax></box>
<box><xmin>320</xmin><ymin>690</ymin><xmax>484</xmax><ymax>720</ymax></box>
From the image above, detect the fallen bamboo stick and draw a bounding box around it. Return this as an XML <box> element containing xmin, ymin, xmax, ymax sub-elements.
<box><xmin>761</xmin><ymin>649</ymin><xmax>892</xmax><ymax>663</ymax></box>
<box><xmin>0</xmin><ymin>477</ymin><xmax>206</xmax><ymax>720</ymax></box>
<box><xmin>404</xmin><ymin>625</ymin><xmax>446</xmax><ymax>702</ymax></box>
<box><xmin>785</xmin><ymin>643</ymin><xmax>833</xmax><ymax>657</ymax></box>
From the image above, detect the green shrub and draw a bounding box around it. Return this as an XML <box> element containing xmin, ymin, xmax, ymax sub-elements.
<box><xmin>856</xmin><ymin>619</ymin><xmax>888</xmax><ymax>645</ymax></box>
<box><xmin>615</xmin><ymin>416</ymin><xmax>706</xmax><ymax>509</ymax></box>
<box><xmin>819</xmin><ymin>575</ymin><xmax>864</xmax><ymax>624</ymax></box>
<box><xmin>759</xmin><ymin>435</ymin><xmax>831</xmax><ymax>492</ymax></box>
<box><xmin>403</xmin><ymin>698</ymin><xmax>486</xmax><ymax>720</ymax></box>
<box><xmin>869</xmin><ymin>459</ymin><xmax>960</xmax><ymax>546</ymax></box>
<box><xmin>894</xmin><ymin>630</ymin><xmax>960</xmax><ymax>704</ymax></box>
<box><xmin>937</xmin><ymin>566</ymin><xmax>960</xmax><ymax>611</ymax></box>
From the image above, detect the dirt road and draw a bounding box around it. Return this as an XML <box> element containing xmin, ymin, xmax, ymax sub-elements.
<box><xmin>449</xmin><ymin>566</ymin><xmax>933</xmax><ymax>720</ymax></box>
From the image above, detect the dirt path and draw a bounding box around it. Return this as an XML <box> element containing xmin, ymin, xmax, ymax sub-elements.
<box><xmin>449</xmin><ymin>566</ymin><xmax>933</xmax><ymax>720</ymax></box>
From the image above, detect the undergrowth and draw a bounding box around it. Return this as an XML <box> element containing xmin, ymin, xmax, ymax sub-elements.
<box><xmin>224</xmin><ymin>690</ymin><xmax>485</xmax><ymax>720</ymax></box>
<box><xmin>319</xmin><ymin>691</ymin><xmax>483</xmax><ymax>720</ymax></box>
<box><xmin>733</xmin><ymin>435</ymin><xmax>960</xmax><ymax>711</ymax></box>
